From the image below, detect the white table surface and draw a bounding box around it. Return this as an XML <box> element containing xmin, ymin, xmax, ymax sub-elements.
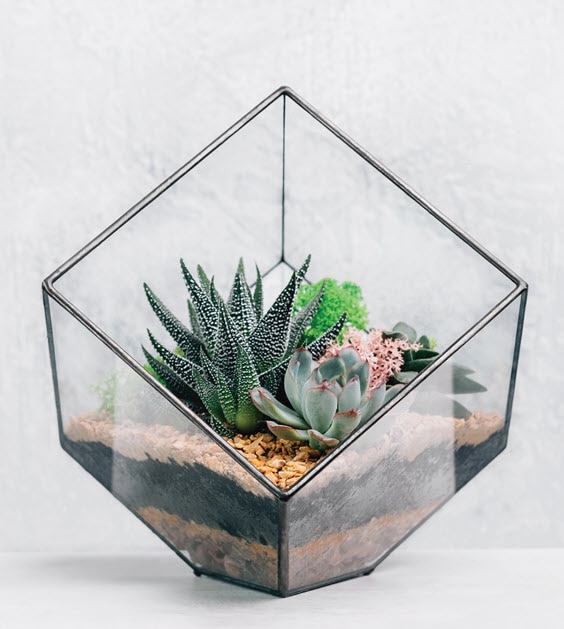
<box><xmin>1</xmin><ymin>549</ymin><xmax>562</xmax><ymax>628</ymax></box>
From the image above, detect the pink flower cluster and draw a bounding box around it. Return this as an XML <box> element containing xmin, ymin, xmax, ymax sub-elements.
<box><xmin>323</xmin><ymin>327</ymin><xmax>420</xmax><ymax>392</ymax></box>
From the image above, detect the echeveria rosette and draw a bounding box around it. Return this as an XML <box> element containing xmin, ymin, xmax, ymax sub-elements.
<box><xmin>250</xmin><ymin>347</ymin><xmax>401</xmax><ymax>450</ymax></box>
<box><xmin>142</xmin><ymin>255</ymin><xmax>346</xmax><ymax>436</ymax></box>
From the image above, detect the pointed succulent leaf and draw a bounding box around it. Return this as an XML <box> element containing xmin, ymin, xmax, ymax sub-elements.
<box><xmin>216</xmin><ymin>370</ymin><xmax>237</xmax><ymax>426</ymax></box>
<box><xmin>227</xmin><ymin>269</ymin><xmax>256</xmax><ymax>338</ymax></box>
<box><xmin>252</xmin><ymin>264</ymin><xmax>263</xmax><ymax>321</ymax></box>
<box><xmin>187</xmin><ymin>300</ymin><xmax>202</xmax><ymax>339</ymax></box>
<box><xmin>303</xmin><ymin>383</ymin><xmax>338</xmax><ymax>434</ymax></box>
<box><xmin>284</xmin><ymin>370</ymin><xmax>302</xmax><ymax>415</ymax></box>
<box><xmin>193</xmin><ymin>368</ymin><xmax>225</xmax><ymax>422</ymax></box>
<box><xmin>196</xmin><ymin>264</ymin><xmax>212</xmax><ymax>295</ymax></box>
<box><xmin>249</xmin><ymin>269</ymin><xmax>299</xmax><ymax>369</ymax></box>
<box><xmin>348</xmin><ymin>360</ymin><xmax>370</xmax><ymax>397</ymax></box>
<box><xmin>324</xmin><ymin>409</ymin><xmax>361</xmax><ymax>441</ymax></box>
<box><xmin>233</xmin><ymin>346</ymin><xmax>262</xmax><ymax>433</ymax></box>
<box><xmin>305</xmin><ymin>312</ymin><xmax>347</xmax><ymax>360</ymax></box>
<box><xmin>180</xmin><ymin>259</ymin><xmax>219</xmax><ymax>347</ymax></box>
<box><xmin>146</xmin><ymin>330</ymin><xmax>200</xmax><ymax>387</ymax></box>
<box><xmin>142</xmin><ymin>347</ymin><xmax>196</xmax><ymax>401</ymax></box>
<box><xmin>337</xmin><ymin>375</ymin><xmax>361</xmax><ymax>413</ymax></box>
<box><xmin>338</xmin><ymin>347</ymin><xmax>362</xmax><ymax>372</ymax></box>
<box><xmin>206</xmin><ymin>414</ymin><xmax>237</xmax><ymax>438</ymax></box>
<box><xmin>358</xmin><ymin>384</ymin><xmax>387</xmax><ymax>424</ymax></box>
<box><xmin>199</xmin><ymin>347</ymin><xmax>220</xmax><ymax>385</ymax></box>
<box><xmin>287</xmin><ymin>283</ymin><xmax>325</xmax><ymax>350</ymax></box>
<box><xmin>213</xmin><ymin>301</ymin><xmax>242</xmax><ymax>381</ymax></box>
<box><xmin>266</xmin><ymin>421</ymin><xmax>310</xmax><ymax>443</ymax></box>
<box><xmin>317</xmin><ymin>356</ymin><xmax>346</xmax><ymax>384</ymax></box>
<box><xmin>307</xmin><ymin>429</ymin><xmax>339</xmax><ymax>451</ymax></box>
<box><xmin>143</xmin><ymin>284</ymin><xmax>203</xmax><ymax>362</ymax></box>
<box><xmin>287</xmin><ymin>349</ymin><xmax>317</xmax><ymax>391</ymax></box>
<box><xmin>250</xmin><ymin>388</ymin><xmax>309</xmax><ymax>429</ymax></box>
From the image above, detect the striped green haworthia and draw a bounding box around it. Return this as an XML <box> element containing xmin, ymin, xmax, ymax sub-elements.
<box><xmin>143</xmin><ymin>256</ymin><xmax>346</xmax><ymax>435</ymax></box>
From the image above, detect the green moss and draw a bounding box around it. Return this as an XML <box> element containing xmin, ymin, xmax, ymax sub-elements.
<box><xmin>294</xmin><ymin>278</ymin><xmax>369</xmax><ymax>344</ymax></box>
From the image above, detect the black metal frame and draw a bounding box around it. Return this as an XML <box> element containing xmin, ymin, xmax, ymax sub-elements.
<box><xmin>42</xmin><ymin>86</ymin><xmax>528</xmax><ymax>596</ymax></box>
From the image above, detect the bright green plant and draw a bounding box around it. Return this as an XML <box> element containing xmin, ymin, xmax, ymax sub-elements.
<box><xmin>294</xmin><ymin>278</ymin><xmax>369</xmax><ymax>344</ymax></box>
<box><xmin>143</xmin><ymin>256</ymin><xmax>346</xmax><ymax>436</ymax></box>
<box><xmin>250</xmin><ymin>347</ymin><xmax>401</xmax><ymax>450</ymax></box>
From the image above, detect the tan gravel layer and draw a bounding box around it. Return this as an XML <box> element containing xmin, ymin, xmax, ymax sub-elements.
<box><xmin>225</xmin><ymin>433</ymin><xmax>329</xmax><ymax>490</ymax></box>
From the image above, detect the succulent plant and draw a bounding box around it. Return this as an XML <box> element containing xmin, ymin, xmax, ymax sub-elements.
<box><xmin>142</xmin><ymin>256</ymin><xmax>346</xmax><ymax>436</ymax></box>
<box><xmin>294</xmin><ymin>278</ymin><xmax>369</xmax><ymax>344</ymax></box>
<box><xmin>250</xmin><ymin>347</ymin><xmax>401</xmax><ymax>450</ymax></box>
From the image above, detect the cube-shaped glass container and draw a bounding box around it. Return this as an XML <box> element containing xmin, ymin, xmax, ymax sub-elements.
<box><xmin>43</xmin><ymin>86</ymin><xmax>527</xmax><ymax>597</ymax></box>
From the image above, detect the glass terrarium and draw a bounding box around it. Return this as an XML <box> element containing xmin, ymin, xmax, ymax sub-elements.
<box><xmin>43</xmin><ymin>86</ymin><xmax>527</xmax><ymax>597</ymax></box>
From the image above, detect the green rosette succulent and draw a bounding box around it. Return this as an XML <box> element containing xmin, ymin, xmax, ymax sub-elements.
<box><xmin>250</xmin><ymin>347</ymin><xmax>401</xmax><ymax>450</ymax></box>
<box><xmin>142</xmin><ymin>255</ymin><xmax>346</xmax><ymax>436</ymax></box>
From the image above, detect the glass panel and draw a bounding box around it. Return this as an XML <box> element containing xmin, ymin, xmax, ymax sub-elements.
<box><xmin>283</xmin><ymin>96</ymin><xmax>517</xmax><ymax>348</ymax></box>
<box><xmin>47</xmin><ymin>296</ymin><xmax>279</xmax><ymax>592</ymax></box>
<box><xmin>54</xmin><ymin>97</ymin><xmax>284</xmax><ymax>360</ymax></box>
<box><xmin>285</xmin><ymin>295</ymin><xmax>521</xmax><ymax>594</ymax></box>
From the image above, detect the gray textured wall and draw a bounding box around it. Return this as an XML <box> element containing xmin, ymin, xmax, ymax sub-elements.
<box><xmin>1</xmin><ymin>0</ymin><xmax>562</xmax><ymax>551</ymax></box>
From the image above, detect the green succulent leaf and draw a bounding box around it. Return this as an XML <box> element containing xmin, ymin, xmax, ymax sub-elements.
<box><xmin>305</xmin><ymin>312</ymin><xmax>347</xmax><ymax>360</ymax></box>
<box><xmin>250</xmin><ymin>388</ymin><xmax>309</xmax><ymax>429</ymax></box>
<box><xmin>307</xmin><ymin>429</ymin><xmax>339</xmax><ymax>450</ymax></box>
<box><xmin>393</xmin><ymin>371</ymin><xmax>418</xmax><ymax>384</ymax></box>
<box><xmin>227</xmin><ymin>264</ymin><xmax>257</xmax><ymax>338</ymax></box>
<box><xmin>338</xmin><ymin>376</ymin><xmax>361</xmax><ymax>413</ymax></box>
<box><xmin>392</xmin><ymin>321</ymin><xmax>417</xmax><ymax>344</ymax></box>
<box><xmin>266</xmin><ymin>421</ymin><xmax>310</xmax><ymax>443</ymax></box>
<box><xmin>192</xmin><ymin>368</ymin><xmax>225</xmax><ymax>422</ymax></box>
<box><xmin>287</xmin><ymin>283</ymin><xmax>325</xmax><ymax>350</ymax></box>
<box><xmin>233</xmin><ymin>346</ymin><xmax>262</xmax><ymax>433</ymax></box>
<box><xmin>146</xmin><ymin>330</ymin><xmax>200</xmax><ymax>387</ymax></box>
<box><xmin>180</xmin><ymin>259</ymin><xmax>219</xmax><ymax>348</ymax></box>
<box><xmin>403</xmin><ymin>358</ymin><xmax>435</xmax><ymax>372</ymax></box>
<box><xmin>143</xmin><ymin>284</ymin><xmax>203</xmax><ymax>363</ymax></box>
<box><xmin>303</xmin><ymin>383</ymin><xmax>338</xmax><ymax>434</ymax></box>
<box><xmin>213</xmin><ymin>302</ymin><xmax>244</xmax><ymax>381</ymax></box>
<box><xmin>324</xmin><ymin>409</ymin><xmax>361</xmax><ymax>441</ymax></box>
<box><xmin>216</xmin><ymin>370</ymin><xmax>237</xmax><ymax>426</ymax></box>
<box><xmin>142</xmin><ymin>347</ymin><xmax>196</xmax><ymax>401</ymax></box>
<box><xmin>252</xmin><ymin>264</ymin><xmax>263</xmax><ymax>322</ymax></box>
<box><xmin>196</xmin><ymin>264</ymin><xmax>212</xmax><ymax>295</ymax></box>
<box><xmin>317</xmin><ymin>356</ymin><xmax>346</xmax><ymax>384</ymax></box>
<box><xmin>348</xmin><ymin>361</ymin><xmax>370</xmax><ymax>397</ymax></box>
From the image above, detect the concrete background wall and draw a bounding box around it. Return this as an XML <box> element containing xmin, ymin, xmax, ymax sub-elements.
<box><xmin>1</xmin><ymin>0</ymin><xmax>563</xmax><ymax>551</ymax></box>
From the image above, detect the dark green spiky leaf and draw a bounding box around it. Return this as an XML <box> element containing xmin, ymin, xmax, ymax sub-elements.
<box><xmin>193</xmin><ymin>368</ymin><xmax>225</xmax><ymax>422</ymax></box>
<box><xmin>213</xmin><ymin>302</ymin><xmax>243</xmax><ymax>381</ymax></box>
<box><xmin>199</xmin><ymin>348</ymin><xmax>220</xmax><ymax>385</ymax></box>
<box><xmin>227</xmin><ymin>269</ymin><xmax>256</xmax><ymax>338</ymax></box>
<box><xmin>146</xmin><ymin>330</ymin><xmax>200</xmax><ymax>387</ymax></box>
<box><xmin>144</xmin><ymin>284</ymin><xmax>204</xmax><ymax>362</ymax></box>
<box><xmin>288</xmin><ymin>283</ymin><xmax>325</xmax><ymax>350</ymax></box>
<box><xmin>142</xmin><ymin>347</ymin><xmax>196</xmax><ymax>401</ymax></box>
<box><xmin>253</xmin><ymin>264</ymin><xmax>263</xmax><ymax>321</ymax></box>
<box><xmin>187</xmin><ymin>300</ymin><xmax>202</xmax><ymax>339</ymax></box>
<box><xmin>250</xmin><ymin>272</ymin><xmax>298</xmax><ymax>369</ymax></box>
<box><xmin>233</xmin><ymin>346</ymin><xmax>262</xmax><ymax>433</ymax></box>
<box><xmin>305</xmin><ymin>312</ymin><xmax>347</xmax><ymax>360</ymax></box>
<box><xmin>206</xmin><ymin>414</ymin><xmax>237</xmax><ymax>438</ymax></box>
<box><xmin>197</xmin><ymin>264</ymin><xmax>212</xmax><ymax>295</ymax></box>
<box><xmin>180</xmin><ymin>259</ymin><xmax>218</xmax><ymax>348</ymax></box>
<box><xmin>216</xmin><ymin>370</ymin><xmax>237</xmax><ymax>426</ymax></box>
